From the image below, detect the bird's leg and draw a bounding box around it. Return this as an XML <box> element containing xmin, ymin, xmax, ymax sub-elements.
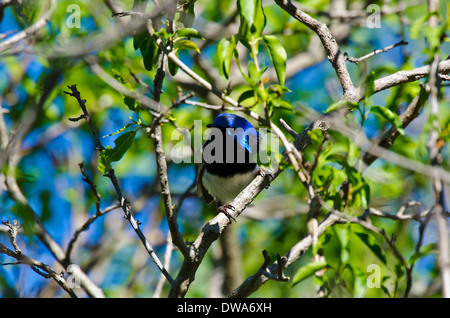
<box><xmin>257</xmin><ymin>167</ymin><xmax>274</xmax><ymax>180</ymax></box>
<box><xmin>218</xmin><ymin>205</ymin><xmax>236</xmax><ymax>222</ymax></box>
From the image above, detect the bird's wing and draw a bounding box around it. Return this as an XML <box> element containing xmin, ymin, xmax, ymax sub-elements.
<box><xmin>197</xmin><ymin>163</ymin><xmax>214</xmax><ymax>204</ymax></box>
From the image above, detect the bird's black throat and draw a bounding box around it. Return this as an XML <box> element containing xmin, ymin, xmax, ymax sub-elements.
<box><xmin>203</xmin><ymin>127</ymin><xmax>257</xmax><ymax>178</ymax></box>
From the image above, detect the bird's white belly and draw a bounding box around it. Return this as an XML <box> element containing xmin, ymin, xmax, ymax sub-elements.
<box><xmin>202</xmin><ymin>166</ymin><xmax>258</xmax><ymax>205</ymax></box>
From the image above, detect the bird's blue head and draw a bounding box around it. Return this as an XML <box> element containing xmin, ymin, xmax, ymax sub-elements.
<box><xmin>206</xmin><ymin>113</ymin><xmax>259</xmax><ymax>154</ymax></box>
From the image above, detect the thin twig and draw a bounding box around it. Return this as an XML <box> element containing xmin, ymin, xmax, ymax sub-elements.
<box><xmin>65</xmin><ymin>84</ymin><xmax>174</xmax><ymax>285</ymax></box>
<box><xmin>85</xmin><ymin>56</ymin><xmax>160</xmax><ymax>114</ymax></box>
<box><xmin>146</xmin><ymin>29</ymin><xmax>191</xmax><ymax>259</ymax></box>
<box><xmin>0</xmin><ymin>0</ymin><xmax>57</xmax><ymax>53</ymax></box>
<box><xmin>0</xmin><ymin>224</ymin><xmax>77</xmax><ymax>298</ymax></box>
<box><xmin>65</xmin><ymin>203</ymin><xmax>120</xmax><ymax>265</ymax></box>
<box><xmin>344</xmin><ymin>40</ymin><xmax>408</xmax><ymax>65</ymax></box>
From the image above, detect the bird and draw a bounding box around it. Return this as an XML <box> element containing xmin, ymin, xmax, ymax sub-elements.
<box><xmin>197</xmin><ymin>113</ymin><xmax>260</xmax><ymax>220</ymax></box>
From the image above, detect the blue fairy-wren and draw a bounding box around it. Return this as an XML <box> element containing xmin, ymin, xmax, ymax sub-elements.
<box><xmin>197</xmin><ymin>113</ymin><xmax>260</xmax><ymax>220</ymax></box>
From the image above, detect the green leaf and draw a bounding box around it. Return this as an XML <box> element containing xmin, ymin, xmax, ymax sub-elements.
<box><xmin>237</xmin><ymin>0</ymin><xmax>266</xmax><ymax>47</ymax></box>
<box><xmin>124</xmin><ymin>96</ymin><xmax>136</xmax><ymax>111</ymax></box>
<box><xmin>262</xmin><ymin>35</ymin><xmax>287</xmax><ymax>85</ymax></box>
<box><xmin>237</xmin><ymin>89</ymin><xmax>256</xmax><ymax>104</ymax></box>
<box><xmin>248</xmin><ymin>60</ymin><xmax>260</xmax><ymax>83</ymax></box>
<box><xmin>176</xmin><ymin>28</ymin><xmax>204</xmax><ymax>40</ymax></box>
<box><xmin>274</xmin><ymin>100</ymin><xmax>293</xmax><ymax>112</ymax></box>
<box><xmin>423</xmin><ymin>24</ymin><xmax>441</xmax><ymax>51</ymax></box>
<box><xmin>268</xmin><ymin>99</ymin><xmax>293</xmax><ymax>116</ymax></box>
<box><xmin>111</xmin><ymin>69</ymin><xmax>139</xmax><ymax>112</ymax></box>
<box><xmin>141</xmin><ymin>37</ymin><xmax>159</xmax><ymax>71</ymax></box>
<box><xmin>362</xmin><ymin>71</ymin><xmax>376</xmax><ymax>98</ymax></box>
<box><xmin>98</xmin><ymin>147</ymin><xmax>112</xmax><ymax>174</ymax></box>
<box><xmin>347</xmin><ymin>264</ymin><xmax>367</xmax><ymax>298</ymax></box>
<box><xmin>168</xmin><ymin>51</ymin><xmax>179</xmax><ymax>76</ymax></box>
<box><xmin>410</xmin><ymin>12</ymin><xmax>440</xmax><ymax>40</ymax></box>
<box><xmin>237</xmin><ymin>0</ymin><xmax>255</xmax><ymax>27</ymax></box>
<box><xmin>291</xmin><ymin>260</ymin><xmax>328</xmax><ymax>286</ymax></box>
<box><xmin>325</xmin><ymin>100</ymin><xmax>359</xmax><ymax>113</ymax></box>
<box><xmin>355</xmin><ymin>231</ymin><xmax>387</xmax><ymax>265</ymax></box>
<box><xmin>252</xmin><ymin>0</ymin><xmax>266</xmax><ymax>38</ymax></box>
<box><xmin>334</xmin><ymin>225</ymin><xmax>350</xmax><ymax>265</ymax></box>
<box><xmin>176</xmin><ymin>39</ymin><xmax>201</xmax><ymax>54</ymax></box>
<box><xmin>370</xmin><ymin>105</ymin><xmax>405</xmax><ymax>135</ymax></box>
<box><xmin>217</xmin><ymin>36</ymin><xmax>237</xmax><ymax>79</ymax></box>
<box><xmin>133</xmin><ymin>33</ymin><xmax>146</xmax><ymax>51</ymax></box>
<box><xmin>410</xmin><ymin>14</ymin><xmax>430</xmax><ymax>39</ymax></box>
<box><xmin>409</xmin><ymin>243</ymin><xmax>437</xmax><ymax>264</ymax></box>
<box><xmin>98</xmin><ymin>130</ymin><xmax>137</xmax><ymax>174</ymax></box>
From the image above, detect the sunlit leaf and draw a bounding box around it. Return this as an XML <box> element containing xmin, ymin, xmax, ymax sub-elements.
<box><xmin>355</xmin><ymin>231</ymin><xmax>387</xmax><ymax>265</ymax></box>
<box><xmin>141</xmin><ymin>37</ymin><xmax>159</xmax><ymax>71</ymax></box>
<box><xmin>262</xmin><ymin>35</ymin><xmax>287</xmax><ymax>85</ymax></box>
<box><xmin>291</xmin><ymin>260</ymin><xmax>328</xmax><ymax>286</ymax></box>
<box><xmin>176</xmin><ymin>28</ymin><xmax>204</xmax><ymax>40</ymax></box>
<box><xmin>176</xmin><ymin>40</ymin><xmax>201</xmax><ymax>54</ymax></box>
<box><xmin>98</xmin><ymin>130</ymin><xmax>137</xmax><ymax>174</ymax></box>
<box><xmin>370</xmin><ymin>105</ymin><xmax>405</xmax><ymax>135</ymax></box>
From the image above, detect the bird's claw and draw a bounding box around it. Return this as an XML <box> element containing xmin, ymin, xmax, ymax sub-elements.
<box><xmin>257</xmin><ymin>167</ymin><xmax>274</xmax><ymax>180</ymax></box>
<box><xmin>218</xmin><ymin>205</ymin><xmax>236</xmax><ymax>222</ymax></box>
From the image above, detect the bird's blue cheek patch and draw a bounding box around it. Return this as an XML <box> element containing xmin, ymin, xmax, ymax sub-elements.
<box><xmin>226</xmin><ymin>128</ymin><xmax>259</xmax><ymax>154</ymax></box>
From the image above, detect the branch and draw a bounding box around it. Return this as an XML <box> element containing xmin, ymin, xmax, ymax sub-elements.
<box><xmin>64</xmin><ymin>162</ymin><xmax>121</xmax><ymax>264</ymax></box>
<box><xmin>273</xmin><ymin>0</ymin><xmax>450</xmax><ymax>165</ymax></box>
<box><xmin>0</xmin><ymin>0</ymin><xmax>57</xmax><ymax>53</ymax></box>
<box><xmin>1</xmin><ymin>97</ymin><xmax>105</xmax><ymax>297</ymax></box>
<box><xmin>371</xmin><ymin>59</ymin><xmax>450</xmax><ymax>97</ymax></box>
<box><xmin>274</xmin><ymin>0</ymin><xmax>355</xmax><ymax>97</ymax></box>
<box><xmin>148</xmin><ymin>52</ymin><xmax>191</xmax><ymax>259</ymax></box>
<box><xmin>86</xmin><ymin>56</ymin><xmax>161</xmax><ymax>114</ymax></box>
<box><xmin>426</xmin><ymin>52</ymin><xmax>450</xmax><ymax>297</ymax></box>
<box><xmin>65</xmin><ymin>84</ymin><xmax>174</xmax><ymax>285</ymax></box>
<box><xmin>231</xmin><ymin>213</ymin><xmax>346</xmax><ymax>297</ymax></box>
<box><xmin>344</xmin><ymin>40</ymin><xmax>408</xmax><ymax>65</ymax></box>
<box><xmin>64</xmin><ymin>203</ymin><xmax>120</xmax><ymax>265</ymax></box>
<box><xmin>362</xmin><ymin>85</ymin><xmax>429</xmax><ymax>168</ymax></box>
<box><xmin>0</xmin><ymin>221</ymin><xmax>77</xmax><ymax>298</ymax></box>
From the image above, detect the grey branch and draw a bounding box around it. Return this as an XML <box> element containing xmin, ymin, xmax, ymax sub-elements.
<box><xmin>344</xmin><ymin>40</ymin><xmax>408</xmax><ymax>65</ymax></box>
<box><xmin>426</xmin><ymin>50</ymin><xmax>450</xmax><ymax>297</ymax></box>
<box><xmin>65</xmin><ymin>84</ymin><xmax>174</xmax><ymax>285</ymax></box>
<box><xmin>0</xmin><ymin>0</ymin><xmax>57</xmax><ymax>53</ymax></box>
<box><xmin>0</xmin><ymin>220</ymin><xmax>77</xmax><ymax>298</ymax></box>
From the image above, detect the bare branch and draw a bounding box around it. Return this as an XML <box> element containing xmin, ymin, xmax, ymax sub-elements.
<box><xmin>231</xmin><ymin>213</ymin><xmax>346</xmax><ymax>297</ymax></box>
<box><xmin>0</xmin><ymin>221</ymin><xmax>77</xmax><ymax>298</ymax></box>
<box><xmin>0</xmin><ymin>0</ymin><xmax>57</xmax><ymax>53</ymax></box>
<box><xmin>149</xmin><ymin>105</ymin><xmax>190</xmax><ymax>259</ymax></box>
<box><xmin>274</xmin><ymin>0</ymin><xmax>355</xmax><ymax>97</ymax></box>
<box><xmin>371</xmin><ymin>59</ymin><xmax>450</xmax><ymax>96</ymax></box>
<box><xmin>344</xmin><ymin>40</ymin><xmax>408</xmax><ymax>65</ymax></box>
<box><xmin>86</xmin><ymin>57</ymin><xmax>161</xmax><ymax>114</ymax></box>
<box><xmin>426</xmin><ymin>49</ymin><xmax>450</xmax><ymax>297</ymax></box>
<box><xmin>65</xmin><ymin>84</ymin><xmax>174</xmax><ymax>285</ymax></box>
